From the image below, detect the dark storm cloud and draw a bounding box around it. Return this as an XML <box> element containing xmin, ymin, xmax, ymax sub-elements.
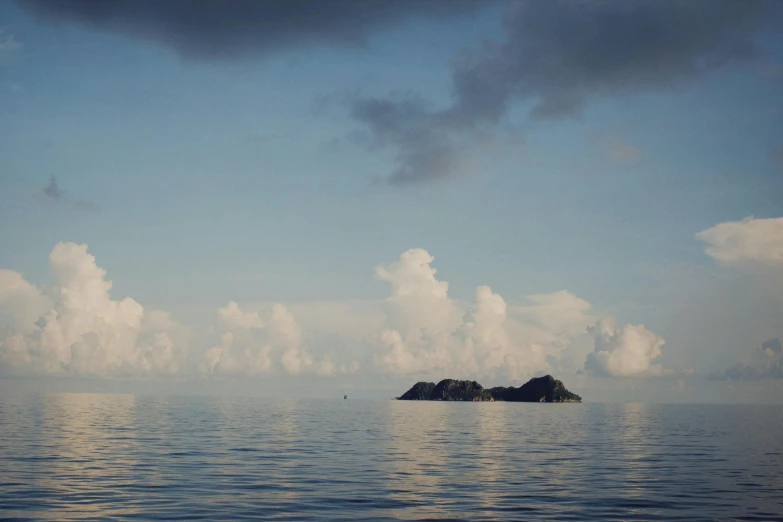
<box><xmin>18</xmin><ymin>0</ymin><xmax>782</xmax><ymax>184</ymax></box>
<box><xmin>348</xmin><ymin>95</ymin><xmax>464</xmax><ymax>185</ymax></box>
<box><xmin>348</xmin><ymin>0</ymin><xmax>781</xmax><ymax>183</ymax></box>
<box><xmin>15</xmin><ymin>0</ymin><xmax>486</xmax><ymax>60</ymax></box>
<box><xmin>448</xmin><ymin>0</ymin><xmax>772</xmax><ymax>124</ymax></box>
<box><xmin>710</xmin><ymin>337</ymin><xmax>783</xmax><ymax>381</ymax></box>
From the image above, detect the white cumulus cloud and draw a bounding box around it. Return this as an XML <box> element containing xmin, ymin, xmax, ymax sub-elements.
<box><xmin>697</xmin><ymin>216</ymin><xmax>783</xmax><ymax>269</ymax></box>
<box><xmin>0</xmin><ymin>269</ymin><xmax>49</xmax><ymax>333</ymax></box>
<box><xmin>374</xmin><ymin>248</ymin><xmax>461</xmax><ymax>335</ymax></box>
<box><xmin>0</xmin><ymin>243</ymin><xmax>187</xmax><ymax>377</ymax></box>
<box><xmin>372</xmin><ymin>249</ymin><xmax>595</xmax><ymax>382</ymax></box>
<box><xmin>372</xmin><ymin>248</ymin><xmax>460</xmax><ymax>375</ymax></box>
<box><xmin>219</xmin><ymin>300</ymin><xmax>264</xmax><ymax>330</ymax></box>
<box><xmin>199</xmin><ymin>301</ymin><xmax>346</xmax><ymax>377</ymax></box>
<box><xmin>585</xmin><ymin>317</ymin><xmax>669</xmax><ymax>377</ymax></box>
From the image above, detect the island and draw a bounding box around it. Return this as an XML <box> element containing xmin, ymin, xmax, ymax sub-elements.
<box><xmin>397</xmin><ymin>375</ymin><xmax>581</xmax><ymax>402</ymax></box>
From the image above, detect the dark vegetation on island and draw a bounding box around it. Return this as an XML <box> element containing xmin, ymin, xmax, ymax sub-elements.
<box><xmin>397</xmin><ymin>375</ymin><xmax>581</xmax><ymax>402</ymax></box>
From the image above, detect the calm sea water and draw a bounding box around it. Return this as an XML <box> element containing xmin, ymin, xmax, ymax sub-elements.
<box><xmin>1</xmin><ymin>395</ymin><xmax>781</xmax><ymax>521</ymax></box>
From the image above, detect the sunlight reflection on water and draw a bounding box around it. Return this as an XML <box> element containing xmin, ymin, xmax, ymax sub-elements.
<box><xmin>1</xmin><ymin>395</ymin><xmax>782</xmax><ymax>520</ymax></box>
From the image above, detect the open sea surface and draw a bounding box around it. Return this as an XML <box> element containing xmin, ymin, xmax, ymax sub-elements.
<box><xmin>1</xmin><ymin>395</ymin><xmax>781</xmax><ymax>521</ymax></box>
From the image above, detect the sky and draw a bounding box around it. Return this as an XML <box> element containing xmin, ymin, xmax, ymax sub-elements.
<box><xmin>1</xmin><ymin>0</ymin><xmax>782</xmax><ymax>402</ymax></box>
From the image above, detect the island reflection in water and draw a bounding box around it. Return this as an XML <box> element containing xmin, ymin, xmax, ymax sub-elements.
<box><xmin>1</xmin><ymin>395</ymin><xmax>781</xmax><ymax>521</ymax></box>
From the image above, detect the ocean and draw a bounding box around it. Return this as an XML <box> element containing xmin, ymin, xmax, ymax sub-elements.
<box><xmin>1</xmin><ymin>394</ymin><xmax>781</xmax><ymax>521</ymax></box>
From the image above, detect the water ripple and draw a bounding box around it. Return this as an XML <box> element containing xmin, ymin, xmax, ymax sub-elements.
<box><xmin>1</xmin><ymin>396</ymin><xmax>782</xmax><ymax>520</ymax></box>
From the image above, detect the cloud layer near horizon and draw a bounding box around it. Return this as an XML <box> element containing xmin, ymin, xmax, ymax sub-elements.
<box><xmin>371</xmin><ymin>249</ymin><xmax>674</xmax><ymax>380</ymax></box>
<box><xmin>1</xmin><ymin>214</ymin><xmax>780</xmax><ymax>383</ymax></box>
<box><xmin>0</xmin><ymin>242</ymin><xmax>661</xmax><ymax>382</ymax></box>
<box><xmin>710</xmin><ymin>337</ymin><xmax>782</xmax><ymax>381</ymax></box>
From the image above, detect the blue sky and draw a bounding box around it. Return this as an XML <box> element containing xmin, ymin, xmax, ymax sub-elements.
<box><xmin>1</xmin><ymin>1</ymin><xmax>782</xmax><ymax>401</ymax></box>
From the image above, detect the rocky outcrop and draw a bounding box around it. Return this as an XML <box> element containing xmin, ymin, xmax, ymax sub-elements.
<box><xmin>488</xmin><ymin>375</ymin><xmax>581</xmax><ymax>403</ymax></box>
<box><xmin>430</xmin><ymin>379</ymin><xmax>493</xmax><ymax>401</ymax></box>
<box><xmin>397</xmin><ymin>375</ymin><xmax>581</xmax><ymax>402</ymax></box>
<box><xmin>398</xmin><ymin>381</ymin><xmax>437</xmax><ymax>400</ymax></box>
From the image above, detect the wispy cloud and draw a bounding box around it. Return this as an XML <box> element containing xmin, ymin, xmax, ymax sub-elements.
<box><xmin>710</xmin><ymin>338</ymin><xmax>783</xmax><ymax>381</ymax></box>
<box><xmin>608</xmin><ymin>146</ymin><xmax>641</xmax><ymax>165</ymax></box>
<box><xmin>761</xmin><ymin>62</ymin><xmax>783</xmax><ymax>78</ymax></box>
<box><xmin>588</xmin><ymin>130</ymin><xmax>642</xmax><ymax>165</ymax></box>
<box><xmin>41</xmin><ymin>176</ymin><xmax>100</xmax><ymax>212</ymax></box>
<box><xmin>42</xmin><ymin>175</ymin><xmax>64</xmax><ymax>200</ymax></box>
<box><xmin>74</xmin><ymin>199</ymin><xmax>100</xmax><ymax>212</ymax></box>
<box><xmin>772</xmin><ymin>145</ymin><xmax>783</xmax><ymax>168</ymax></box>
<box><xmin>0</xmin><ymin>29</ymin><xmax>21</xmax><ymax>52</ymax></box>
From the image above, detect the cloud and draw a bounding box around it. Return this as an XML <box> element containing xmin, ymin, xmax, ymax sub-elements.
<box><xmin>773</xmin><ymin>145</ymin><xmax>783</xmax><ymax>167</ymax></box>
<box><xmin>374</xmin><ymin>248</ymin><xmax>460</xmax><ymax>334</ymax></box>
<box><xmin>74</xmin><ymin>199</ymin><xmax>101</xmax><ymax>212</ymax></box>
<box><xmin>348</xmin><ymin>0</ymin><xmax>779</xmax><ymax>183</ymax></box>
<box><xmin>0</xmin><ymin>244</ymin><xmax>355</xmax><ymax>380</ymax></box>
<box><xmin>17</xmin><ymin>2</ymin><xmax>778</xmax><ymax>185</ymax></box>
<box><xmin>0</xmin><ymin>243</ymin><xmax>188</xmax><ymax>376</ymax></box>
<box><xmin>281</xmin><ymin>300</ymin><xmax>385</xmax><ymax>343</ymax></box>
<box><xmin>697</xmin><ymin>216</ymin><xmax>783</xmax><ymax>269</ymax></box>
<box><xmin>657</xmin><ymin>217</ymin><xmax>783</xmax><ymax>385</ymax></box>
<box><xmin>713</xmin><ymin>363</ymin><xmax>762</xmax><ymax>381</ymax></box>
<box><xmin>763</xmin><ymin>338</ymin><xmax>782</xmax><ymax>357</ymax></box>
<box><xmin>584</xmin><ymin>317</ymin><xmax>670</xmax><ymax>377</ymax></box>
<box><xmin>0</xmin><ymin>29</ymin><xmax>21</xmax><ymax>52</ymax></box>
<box><xmin>218</xmin><ymin>300</ymin><xmax>264</xmax><ymax>330</ymax></box>
<box><xmin>198</xmin><ymin>301</ymin><xmax>344</xmax><ymax>377</ymax></box>
<box><xmin>198</xmin><ymin>319</ymin><xmax>271</xmax><ymax>376</ymax></box>
<box><xmin>511</xmin><ymin>290</ymin><xmax>594</xmax><ymax>338</ymax></box>
<box><xmin>0</xmin><ymin>270</ymin><xmax>49</xmax><ymax>334</ymax></box>
<box><xmin>40</xmin><ymin>176</ymin><xmax>101</xmax><ymax>211</ymax></box>
<box><xmin>16</xmin><ymin>0</ymin><xmax>485</xmax><ymax>61</ymax></box>
<box><xmin>697</xmin><ymin>216</ymin><xmax>783</xmax><ymax>301</ymax></box>
<box><xmin>711</xmin><ymin>338</ymin><xmax>782</xmax><ymax>380</ymax></box>
<box><xmin>8</xmin><ymin>83</ymin><xmax>23</xmax><ymax>93</ymax></box>
<box><xmin>12</xmin><ymin>225</ymin><xmax>779</xmax><ymax>385</ymax></box>
<box><xmin>588</xmin><ymin>130</ymin><xmax>642</xmax><ymax>164</ymax></box>
<box><xmin>371</xmin><ymin>248</ymin><xmax>596</xmax><ymax>381</ymax></box>
<box><xmin>347</xmin><ymin>94</ymin><xmax>492</xmax><ymax>185</ymax></box>
<box><xmin>450</xmin><ymin>0</ymin><xmax>773</xmax><ymax>122</ymax></box>
<box><xmin>608</xmin><ymin>146</ymin><xmax>641</xmax><ymax>164</ymax></box>
<box><xmin>455</xmin><ymin>285</ymin><xmax>551</xmax><ymax>381</ymax></box>
<box><xmin>42</xmin><ymin>175</ymin><xmax>64</xmax><ymax>200</ymax></box>
<box><xmin>372</xmin><ymin>248</ymin><xmax>459</xmax><ymax>373</ymax></box>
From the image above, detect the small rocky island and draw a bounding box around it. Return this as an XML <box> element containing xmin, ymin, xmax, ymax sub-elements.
<box><xmin>397</xmin><ymin>375</ymin><xmax>581</xmax><ymax>403</ymax></box>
